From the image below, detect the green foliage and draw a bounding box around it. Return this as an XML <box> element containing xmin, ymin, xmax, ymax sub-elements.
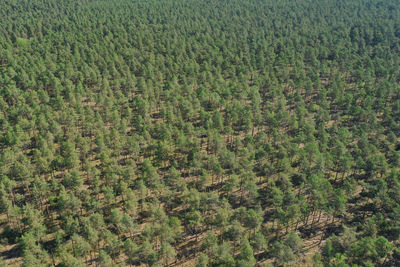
<box><xmin>16</xmin><ymin>37</ymin><xmax>29</xmax><ymax>48</ymax></box>
<box><xmin>0</xmin><ymin>0</ymin><xmax>399</xmax><ymax>265</ymax></box>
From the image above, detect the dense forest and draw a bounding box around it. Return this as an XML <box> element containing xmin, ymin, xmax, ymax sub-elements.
<box><xmin>0</xmin><ymin>0</ymin><xmax>400</xmax><ymax>266</ymax></box>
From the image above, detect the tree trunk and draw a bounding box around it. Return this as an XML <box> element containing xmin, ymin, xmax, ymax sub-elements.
<box><xmin>71</xmin><ymin>239</ymin><xmax>76</xmax><ymax>257</ymax></box>
<box><xmin>317</xmin><ymin>210</ymin><xmax>322</xmax><ymax>223</ymax></box>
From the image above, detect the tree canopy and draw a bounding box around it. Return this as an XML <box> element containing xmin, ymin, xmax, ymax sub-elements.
<box><xmin>0</xmin><ymin>0</ymin><xmax>399</xmax><ymax>266</ymax></box>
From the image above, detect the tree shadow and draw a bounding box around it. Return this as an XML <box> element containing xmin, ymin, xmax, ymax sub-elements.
<box><xmin>0</xmin><ymin>244</ymin><xmax>22</xmax><ymax>260</ymax></box>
